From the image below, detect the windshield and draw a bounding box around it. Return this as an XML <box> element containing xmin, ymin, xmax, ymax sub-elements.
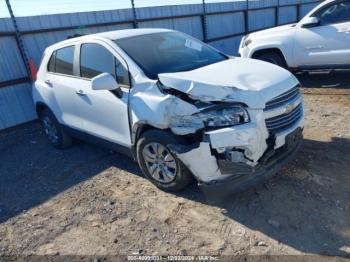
<box><xmin>114</xmin><ymin>31</ymin><xmax>227</xmax><ymax>80</ymax></box>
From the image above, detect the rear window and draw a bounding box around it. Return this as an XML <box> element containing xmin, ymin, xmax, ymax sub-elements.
<box><xmin>54</xmin><ymin>46</ymin><xmax>75</xmax><ymax>75</ymax></box>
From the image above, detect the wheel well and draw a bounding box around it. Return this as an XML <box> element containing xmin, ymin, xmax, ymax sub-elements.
<box><xmin>132</xmin><ymin>124</ymin><xmax>201</xmax><ymax>159</ymax></box>
<box><xmin>35</xmin><ymin>102</ymin><xmax>49</xmax><ymax>117</ymax></box>
<box><xmin>252</xmin><ymin>48</ymin><xmax>285</xmax><ymax>61</ymax></box>
<box><xmin>130</xmin><ymin>124</ymin><xmax>154</xmax><ymax>158</ymax></box>
<box><xmin>134</xmin><ymin>124</ymin><xmax>154</xmax><ymax>144</ymax></box>
<box><xmin>134</xmin><ymin>124</ymin><xmax>201</xmax><ymax>145</ymax></box>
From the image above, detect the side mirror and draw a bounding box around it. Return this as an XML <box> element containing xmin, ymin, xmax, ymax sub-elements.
<box><xmin>301</xmin><ymin>17</ymin><xmax>319</xmax><ymax>28</ymax></box>
<box><xmin>91</xmin><ymin>73</ymin><xmax>122</xmax><ymax>98</ymax></box>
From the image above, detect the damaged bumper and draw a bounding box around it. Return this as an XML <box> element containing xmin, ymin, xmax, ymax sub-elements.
<box><xmin>168</xmin><ymin>84</ymin><xmax>304</xmax><ymax>197</ymax></box>
<box><xmin>201</xmin><ymin>127</ymin><xmax>302</xmax><ymax>198</ymax></box>
<box><xmin>171</xmin><ymin>118</ymin><xmax>303</xmax><ymax>197</ymax></box>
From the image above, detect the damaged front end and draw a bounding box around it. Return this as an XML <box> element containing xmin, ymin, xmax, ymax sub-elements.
<box><xmin>169</xmin><ymin>111</ymin><xmax>303</xmax><ymax>197</ymax></box>
<box><xmin>131</xmin><ymin>60</ymin><xmax>304</xmax><ymax>197</ymax></box>
<box><xmin>181</xmin><ymin>127</ymin><xmax>302</xmax><ymax>199</ymax></box>
<box><xmin>155</xmin><ymin>74</ymin><xmax>304</xmax><ymax>197</ymax></box>
<box><xmin>167</xmin><ymin>109</ymin><xmax>272</xmax><ymax>183</ymax></box>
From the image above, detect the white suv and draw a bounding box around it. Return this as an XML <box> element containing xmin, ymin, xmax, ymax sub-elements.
<box><xmin>239</xmin><ymin>0</ymin><xmax>350</xmax><ymax>70</ymax></box>
<box><xmin>33</xmin><ymin>29</ymin><xmax>304</xmax><ymax>197</ymax></box>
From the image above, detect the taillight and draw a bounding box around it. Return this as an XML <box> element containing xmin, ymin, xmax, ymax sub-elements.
<box><xmin>29</xmin><ymin>59</ymin><xmax>37</xmax><ymax>81</ymax></box>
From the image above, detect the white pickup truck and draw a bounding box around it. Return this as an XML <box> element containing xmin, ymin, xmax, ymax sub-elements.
<box><xmin>239</xmin><ymin>0</ymin><xmax>350</xmax><ymax>70</ymax></box>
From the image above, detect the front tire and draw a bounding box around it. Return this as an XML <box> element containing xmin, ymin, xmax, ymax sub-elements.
<box><xmin>40</xmin><ymin>108</ymin><xmax>72</xmax><ymax>149</ymax></box>
<box><xmin>136</xmin><ymin>130</ymin><xmax>193</xmax><ymax>192</ymax></box>
<box><xmin>256</xmin><ymin>52</ymin><xmax>287</xmax><ymax>69</ymax></box>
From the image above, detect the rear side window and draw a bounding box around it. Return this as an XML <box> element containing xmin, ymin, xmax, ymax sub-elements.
<box><xmin>80</xmin><ymin>43</ymin><xmax>114</xmax><ymax>79</ymax></box>
<box><xmin>55</xmin><ymin>46</ymin><xmax>75</xmax><ymax>75</ymax></box>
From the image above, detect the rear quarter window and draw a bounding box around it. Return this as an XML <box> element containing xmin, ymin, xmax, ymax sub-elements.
<box><xmin>47</xmin><ymin>51</ymin><xmax>56</xmax><ymax>72</ymax></box>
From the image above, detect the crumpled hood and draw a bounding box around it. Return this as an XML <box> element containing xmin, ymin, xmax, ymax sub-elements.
<box><xmin>158</xmin><ymin>58</ymin><xmax>299</xmax><ymax>108</ymax></box>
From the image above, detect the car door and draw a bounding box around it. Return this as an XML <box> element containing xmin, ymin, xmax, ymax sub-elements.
<box><xmin>73</xmin><ymin>41</ymin><xmax>131</xmax><ymax>148</ymax></box>
<box><xmin>45</xmin><ymin>45</ymin><xmax>83</xmax><ymax>130</ymax></box>
<box><xmin>294</xmin><ymin>0</ymin><xmax>350</xmax><ymax>67</ymax></box>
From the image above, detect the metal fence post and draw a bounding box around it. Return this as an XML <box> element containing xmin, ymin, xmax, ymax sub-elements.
<box><xmin>296</xmin><ymin>0</ymin><xmax>301</xmax><ymax>21</ymax></box>
<box><xmin>201</xmin><ymin>0</ymin><xmax>208</xmax><ymax>42</ymax></box>
<box><xmin>130</xmin><ymin>0</ymin><xmax>139</xmax><ymax>28</ymax></box>
<box><xmin>275</xmin><ymin>0</ymin><xmax>280</xmax><ymax>26</ymax></box>
<box><xmin>5</xmin><ymin>0</ymin><xmax>31</xmax><ymax>80</ymax></box>
<box><xmin>244</xmin><ymin>0</ymin><xmax>249</xmax><ymax>33</ymax></box>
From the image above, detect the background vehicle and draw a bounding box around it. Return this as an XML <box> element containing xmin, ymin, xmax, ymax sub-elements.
<box><xmin>33</xmin><ymin>29</ymin><xmax>304</xmax><ymax>196</ymax></box>
<box><xmin>239</xmin><ymin>0</ymin><xmax>350</xmax><ymax>71</ymax></box>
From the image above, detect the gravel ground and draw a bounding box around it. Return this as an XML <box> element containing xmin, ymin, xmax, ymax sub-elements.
<box><xmin>0</xmin><ymin>72</ymin><xmax>349</xmax><ymax>258</ymax></box>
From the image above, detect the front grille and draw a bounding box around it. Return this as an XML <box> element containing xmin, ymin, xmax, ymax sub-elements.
<box><xmin>265</xmin><ymin>103</ymin><xmax>303</xmax><ymax>133</ymax></box>
<box><xmin>264</xmin><ymin>85</ymin><xmax>300</xmax><ymax>111</ymax></box>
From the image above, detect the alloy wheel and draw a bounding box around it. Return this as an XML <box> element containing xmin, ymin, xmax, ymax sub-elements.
<box><xmin>142</xmin><ymin>142</ymin><xmax>177</xmax><ymax>183</ymax></box>
<box><xmin>42</xmin><ymin>116</ymin><xmax>59</xmax><ymax>144</ymax></box>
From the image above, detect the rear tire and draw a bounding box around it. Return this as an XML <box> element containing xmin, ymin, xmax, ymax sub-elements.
<box><xmin>136</xmin><ymin>129</ymin><xmax>193</xmax><ymax>192</ymax></box>
<box><xmin>40</xmin><ymin>108</ymin><xmax>72</xmax><ymax>149</ymax></box>
<box><xmin>256</xmin><ymin>52</ymin><xmax>287</xmax><ymax>69</ymax></box>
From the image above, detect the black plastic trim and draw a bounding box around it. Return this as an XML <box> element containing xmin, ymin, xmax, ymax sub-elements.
<box><xmin>62</xmin><ymin>125</ymin><xmax>133</xmax><ymax>157</ymax></box>
<box><xmin>298</xmin><ymin>64</ymin><xmax>350</xmax><ymax>70</ymax></box>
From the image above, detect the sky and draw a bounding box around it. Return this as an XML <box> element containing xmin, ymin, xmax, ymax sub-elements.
<box><xmin>0</xmin><ymin>0</ymin><xmax>236</xmax><ymax>18</ymax></box>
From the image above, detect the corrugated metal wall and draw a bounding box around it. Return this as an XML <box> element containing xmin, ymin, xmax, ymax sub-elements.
<box><xmin>0</xmin><ymin>36</ymin><xmax>37</xmax><ymax>130</ymax></box>
<box><xmin>0</xmin><ymin>0</ymin><xmax>320</xmax><ymax>130</ymax></box>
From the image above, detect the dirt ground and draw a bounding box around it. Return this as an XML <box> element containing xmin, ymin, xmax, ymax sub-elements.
<box><xmin>0</xmin><ymin>71</ymin><xmax>349</xmax><ymax>258</ymax></box>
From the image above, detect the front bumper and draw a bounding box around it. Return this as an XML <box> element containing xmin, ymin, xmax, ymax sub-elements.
<box><xmin>199</xmin><ymin>127</ymin><xmax>302</xmax><ymax>198</ymax></box>
<box><xmin>170</xmin><ymin>97</ymin><xmax>304</xmax><ymax>198</ymax></box>
<box><xmin>171</xmin><ymin>113</ymin><xmax>303</xmax><ymax>198</ymax></box>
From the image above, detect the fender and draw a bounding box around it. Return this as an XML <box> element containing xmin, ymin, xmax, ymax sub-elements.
<box><xmin>32</xmin><ymin>80</ymin><xmax>64</xmax><ymax>124</ymax></box>
<box><xmin>248</xmin><ymin>42</ymin><xmax>294</xmax><ymax>68</ymax></box>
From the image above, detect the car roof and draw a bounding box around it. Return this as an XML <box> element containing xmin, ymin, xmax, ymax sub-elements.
<box><xmin>316</xmin><ymin>0</ymin><xmax>342</xmax><ymax>8</ymax></box>
<box><xmin>46</xmin><ymin>28</ymin><xmax>174</xmax><ymax>51</ymax></box>
<box><xmin>94</xmin><ymin>28</ymin><xmax>173</xmax><ymax>40</ymax></box>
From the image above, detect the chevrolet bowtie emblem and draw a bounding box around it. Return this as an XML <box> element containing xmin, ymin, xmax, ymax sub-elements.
<box><xmin>285</xmin><ymin>103</ymin><xmax>295</xmax><ymax>114</ymax></box>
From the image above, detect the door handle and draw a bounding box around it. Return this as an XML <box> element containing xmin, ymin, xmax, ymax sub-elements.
<box><xmin>306</xmin><ymin>45</ymin><xmax>323</xmax><ymax>50</ymax></box>
<box><xmin>44</xmin><ymin>80</ymin><xmax>53</xmax><ymax>87</ymax></box>
<box><xmin>75</xmin><ymin>90</ymin><xmax>86</xmax><ymax>96</ymax></box>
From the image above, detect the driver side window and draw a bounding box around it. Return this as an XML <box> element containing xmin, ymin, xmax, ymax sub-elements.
<box><xmin>80</xmin><ymin>43</ymin><xmax>130</xmax><ymax>87</ymax></box>
<box><xmin>314</xmin><ymin>1</ymin><xmax>350</xmax><ymax>25</ymax></box>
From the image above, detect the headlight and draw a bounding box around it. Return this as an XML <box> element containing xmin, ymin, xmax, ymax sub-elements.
<box><xmin>195</xmin><ymin>106</ymin><xmax>249</xmax><ymax>128</ymax></box>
